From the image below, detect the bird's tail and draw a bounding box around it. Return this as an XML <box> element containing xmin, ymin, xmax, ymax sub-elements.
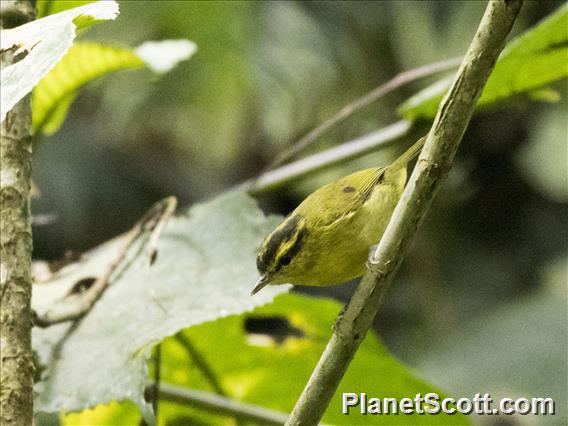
<box><xmin>388</xmin><ymin>135</ymin><xmax>426</xmax><ymax>172</ymax></box>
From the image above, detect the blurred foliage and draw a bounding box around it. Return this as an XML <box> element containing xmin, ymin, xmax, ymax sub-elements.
<box><xmin>33</xmin><ymin>41</ymin><xmax>195</xmax><ymax>135</ymax></box>
<box><xmin>63</xmin><ymin>293</ymin><xmax>467</xmax><ymax>425</ymax></box>
<box><xmin>400</xmin><ymin>3</ymin><xmax>568</xmax><ymax>119</ymax></box>
<box><xmin>29</xmin><ymin>1</ymin><xmax>567</xmax><ymax>424</ymax></box>
<box><xmin>416</xmin><ymin>255</ymin><xmax>567</xmax><ymax>424</ymax></box>
<box><xmin>517</xmin><ymin>101</ymin><xmax>568</xmax><ymax>202</ymax></box>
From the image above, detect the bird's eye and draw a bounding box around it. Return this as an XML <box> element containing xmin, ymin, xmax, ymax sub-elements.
<box><xmin>280</xmin><ymin>254</ymin><xmax>292</xmax><ymax>267</ymax></box>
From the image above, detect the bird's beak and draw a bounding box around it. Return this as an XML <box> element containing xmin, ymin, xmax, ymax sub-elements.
<box><xmin>251</xmin><ymin>275</ymin><xmax>270</xmax><ymax>295</ymax></box>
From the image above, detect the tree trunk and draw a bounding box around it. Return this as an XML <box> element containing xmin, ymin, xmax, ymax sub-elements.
<box><xmin>1</xmin><ymin>1</ymin><xmax>36</xmax><ymax>425</ymax></box>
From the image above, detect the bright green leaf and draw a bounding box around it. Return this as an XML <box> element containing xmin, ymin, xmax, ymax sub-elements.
<box><xmin>169</xmin><ymin>293</ymin><xmax>469</xmax><ymax>424</ymax></box>
<box><xmin>32</xmin><ymin>40</ymin><xmax>196</xmax><ymax>135</ymax></box>
<box><xmin>37</xmin><ymin>1</ymin><xmax>96</xmax><ymax>19</ymax></box>
<box><xmin>61</xmin><ymin>400</ymin><xmax>140</xmax><ymax>426</ymax></box>
<box><xmin>31</xmin><ymin>42</ymin><xmax>143</xmax><ymax>135</ymax></box>
<box><xmin>75</xmin><ymin>293</ymin><xmax>466</xmax><ymax>425</ymax></box>
<box><xmin>399</xmin><ymin>4</ymin><xmax>568</xmax><ymax>119</ymax></box>
<box><xmin>36</xmin><ymin>91</ymin><xmax>77</xmax><ymax>136</ymax></box>
<box><xmin>0</xmin><ymin>1</ymin><xmax>119</xmax><ymax>122</ymax></box>
<box><xmin>32</xmin><ymin>191</ymin><xmax>288</xmax><ymax>416</ymax></box>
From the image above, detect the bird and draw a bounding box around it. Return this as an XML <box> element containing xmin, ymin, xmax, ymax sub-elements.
<box><xmin>252</xmin><ymin>136</ymin><xmax>425</xmax><ymax>295</ymax></box>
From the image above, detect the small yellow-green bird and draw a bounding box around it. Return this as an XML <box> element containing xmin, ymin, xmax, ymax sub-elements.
<box><xmin>251</xmin><ymin>136</ymin><xmax>425</xmax><ymax>295</ymax></box>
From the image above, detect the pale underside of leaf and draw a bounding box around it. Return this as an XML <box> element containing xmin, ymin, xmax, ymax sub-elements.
<box><xmin>32</xmin><ymin>191</ymin><xmax>289</xmax><ymax>415</ymax></box>
<box><xmin>0</xmin><ymin>1</ymin><xmax>119</xmax><ymax>122</ymax></box>
<box><xmin>135</xmin><ymin>40</ymin><xmax>197</xmax><ymax>74</ymax></box>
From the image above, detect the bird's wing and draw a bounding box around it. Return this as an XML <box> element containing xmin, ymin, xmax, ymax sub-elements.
<box><xmin>295</xmin><ymin>167</ymin><xmax>386</xmax><ymax>226</ymax></box>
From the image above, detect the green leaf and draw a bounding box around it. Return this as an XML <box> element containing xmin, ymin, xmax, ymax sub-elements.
<box><xmin>35</xmin><ymin>91</ymin><xmax>77</xmax><ymax>136</ymax></box>
<box><xmin>31</xmin><ymin>42</ymin><xmax>144</xmax><ymax>135</ymax></box>
<box><xmin>32</xmin><ymin>191</ymin><xmax>288</xmax><ymax>416</ymax></box>
<box><xmin>32</xmin><ymin>40</ymin><xmax>197</xmax><ymax>135</ymax></box>
<box><xmin>400</xmin><ymin>4</ymin><xmax>568</xmax><ymax>119</ymax></box>
<box><xmin>73</xmin><ymin>293</ymin><xmax>468</xmax><ymax>425</ymax></box>
<box><xmin>61</xmin><ymin>400</ymin><xmax>141</xmax><ymax>426</ymax></box>
<box><xmin>37</xmin><ymin>1</ymin><xmax>96</xmax><ymax>19</ymax></box>
<box><xmin>0</xmin><ymin>1</ymin><xmax>119</xmax><ymax>122</ymax></box>
<box><xmin>172</xmin><ymin>293</ymin><xmax>469</xmax><ymax>424</ymax></box>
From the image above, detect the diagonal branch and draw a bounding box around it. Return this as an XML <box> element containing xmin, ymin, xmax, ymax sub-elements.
<box><xmin>146</xmin><ymin>383</ymin><xmax>289</xmax><ymax>425</ymax></box>
<box><xmin>285</xmin><ymin>1</ymin><xmax>523</xmax><ymax>425</ymax></box>
<box><xmin>174</xmin><ymin>333</ymin><xmax>228</xmax><ymax>397</ymax></box>
<box><xmin>247</xmin><ymin>119</ymin><xmax>413</xmax><ymax>195</ymax></box>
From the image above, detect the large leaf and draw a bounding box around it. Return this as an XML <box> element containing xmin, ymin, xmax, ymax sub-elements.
<box><xmin>32</xmin><ymin>40</ymin><xmax>197</xmax><ymax>135</ymax></box>
<box><xmin>0</xmin><ymin>1</ymin><xmax>119</xmax><ymax>122</ymax></box>
<box><xmin>65</xmin><ymin>293</ymin><xmax>469</xmax><ymax>425</ymax></box>
<box><xmin>400</xmin><ymin>4</ymin><xmax>568</xmax><ymax>119</ymax></box>
<box><xmin>32</xmin><ymin>191</ymin><xmax>289</xmax><ymax>418</ymax></box>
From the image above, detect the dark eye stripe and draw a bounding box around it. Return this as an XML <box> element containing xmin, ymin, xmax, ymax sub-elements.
<box><xmin>257</xmin><ymin>214</ymin><xmax>302</xmax><ymax>274</ymax></box>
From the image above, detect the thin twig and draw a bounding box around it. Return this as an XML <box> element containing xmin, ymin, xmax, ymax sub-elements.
<box><xmin>33</xmin><ymin>196</ymin><xmax>177</xmax><ymax>328</ymax></box>
<box><xmin>145</xmin><ymin>196</ymin><xmax>177</xmax><ymax>265</ymax></box>
<box><xmin>145</xmin><ymin>383</ymin><xmax>289</xmax><ymax>425</ymax></box>
<box><xmin>174</xmin><ymin>333</ymin><xmax>227</xmax><ymax>397</ymax></box>
<box><xmin>152</xmin><ymin>344</ymin><xmax>161</xmax><ymax>419</ymax></box>
<box><xmin>286</xmin><ymin>1</ymin><xmax>523</xmax><ymax>425</ymax></box>
<box><xmin>266</xmin><ymin>57</ymin><xmax>462</xmax><ymax>170</ymax></box>
<box><xmin>245</xmin><ymin>59</ymin><xmax>464</xmax><ymax>194</ymax></box>
<box><xmin>246</xmin><ymin>119</ymin><xmax>413</xmax><ymax>195</ymax></box>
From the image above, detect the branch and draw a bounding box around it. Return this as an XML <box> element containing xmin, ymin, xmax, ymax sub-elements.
<box><xmin>267</xmin><ymin>56</ymin><xmax>462</xmax><ymax>170</ymax></box>
<box><xmin>0</xmin><ymin>2</ymin><xmax>36</xmax><ymax>425</ymax></box>
<box><xmin>33</xmin><ymin>196</ymin><xmax>177</xmax><ymax>327</ymax></box>
<box><xmin>285</xmin><ymin>1</ymin><xmax>523</xmax><ymax>425</ymax></box>
<box><xmin>152</xmin><ymin>345</ymin><xmax>161</xmax><ymax>419</ymax></box>
<box><xmin>246</xmin><ymin>119</ymin><xmax>413</xmax><ymax>195</ymax></box>
<box><xmin>175</xmin><ymin>333</ymin><xmax>227</xmax><ymax>397</ymax></box>
<box><xmin>245</xmin><ymin>54</ymin><xmax>465</xmax><ymax>195</ymax></box>
<box><xmin>146</xmin><ymin>383</ymin><xmax>289</xmax><ymax>426</ymax></box>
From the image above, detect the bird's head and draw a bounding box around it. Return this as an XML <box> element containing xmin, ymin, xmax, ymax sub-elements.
<box><xmin>252</xmin><ymin>214</ymin><xmax>307</xmax><ymax>295</ymax></box>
